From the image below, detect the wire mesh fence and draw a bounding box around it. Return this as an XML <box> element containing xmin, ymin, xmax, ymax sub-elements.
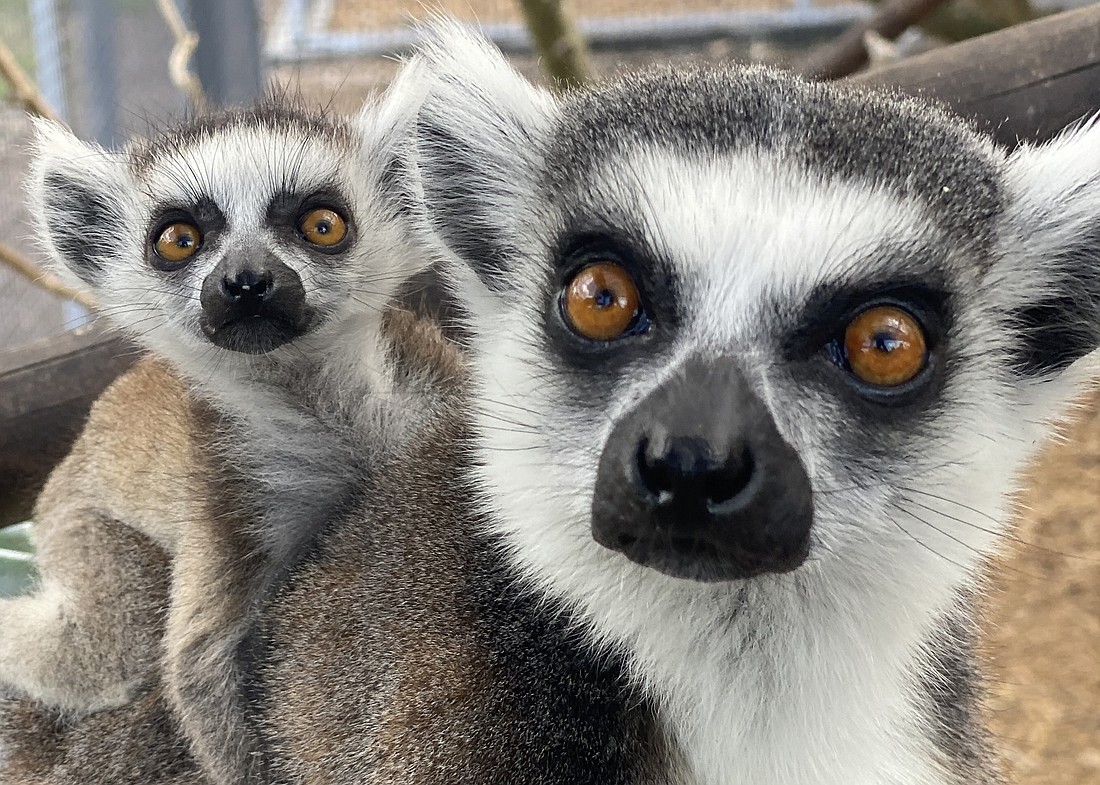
<box><xmin>0</xmin><ymin>0</ymin><xmax>190</xmax><ymax>349</ymax></box>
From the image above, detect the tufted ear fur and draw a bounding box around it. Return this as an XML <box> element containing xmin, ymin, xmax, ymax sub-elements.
<box><xmin>410</xmin><ymin>20</ymin><xmax>556</xmax><ymax>293</ymax></box>
<box><xmin>996</xmin><ymin>118</ymin><xmax>1100</xmax><ymax>379</ymax></box>
<box><xmin>27</xmin><ymin>119</ymin><xmax>135</xmax><ymax>289</ymax></box>
<box><xmin>353</xmin><ymin>55</ymin><xmax>431</xmax><ymax>158</ymax></box>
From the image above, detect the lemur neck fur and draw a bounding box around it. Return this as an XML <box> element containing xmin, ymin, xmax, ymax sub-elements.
<box><xmin>161</xmin><ymin>307</ymin><xmax>396</xmax><ymax>562</ymax></box>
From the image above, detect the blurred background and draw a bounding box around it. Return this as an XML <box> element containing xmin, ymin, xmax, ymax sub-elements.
<box><xmin>0</xmin><ymin>1</ymin><xmax>1096</xmax><ymax>782</ymax></box>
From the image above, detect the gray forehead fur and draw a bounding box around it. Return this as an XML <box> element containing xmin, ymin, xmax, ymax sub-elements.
<box><xmin>545</xmin><ymin>65</ymin><xmax>1005</xmax><ymax>251</ymax></box>
<box><xmin>127</xmin><ymin>102</ymin><xmax>354</xmax><ymax>174</ymax></box>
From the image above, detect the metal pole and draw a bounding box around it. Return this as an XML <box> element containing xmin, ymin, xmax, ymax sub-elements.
<box><xmin>73</xmin><ymin>0</ymin><xmax>119</xmax><ymax>147</ymax></box>
<box><xmin>27</xmin><ymin>0</ymin><xmax>68</xmax><ymax>119</ymax></box>
<box><xmin>189</xmin><ymin>0</ymin><xmax>263</xmax><ymax>106</ymax></box>
<box><xmin>31</xmin><ymin>0</ymin><xmax>91</xmax><ymax>328</ymax></box>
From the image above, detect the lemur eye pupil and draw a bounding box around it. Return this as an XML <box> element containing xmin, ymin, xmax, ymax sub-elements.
<box><xmin>299</xmin><ymin>207</ymin><xmax>348</xmax><ymax>248</ymax></box>
<box><xmin>843</xmin><ymin>306</ymin><xmax>928</xmax><ymax>388</ymax></box>
<box><xmin>873</xmin><ymin>333</ymin><xmax>901</xmax><ymax>352</ymax></box>
<box><xmin>562</xmin><ymin>262</ymin><xmax>643</xmax><ymax>342</ymax></box>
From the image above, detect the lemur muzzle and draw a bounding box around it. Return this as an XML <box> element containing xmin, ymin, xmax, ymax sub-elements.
<box><xmin>591</xmin><ymin>358</ymin><xmax>814</xmax><ymax>581</ymax></box>
<box><xmin>200</xmin><ymin>255</ymin><xmax>311</xmax><ymax>354</ymax></box>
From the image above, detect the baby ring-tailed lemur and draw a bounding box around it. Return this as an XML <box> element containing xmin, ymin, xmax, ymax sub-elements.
<box><xmin>0</xmin><ymin>63</ymin><xmax>432</xmax><ymax>785</ymax></box>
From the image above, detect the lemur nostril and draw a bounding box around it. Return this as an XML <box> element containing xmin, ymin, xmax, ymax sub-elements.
<box><xmin>636</xmin><ymin>437</ymin><xmax>676</xmax><ymax>500</ymax></box>
<box><xmin>636</xmin><ymin>434</ymin><xmax>755</xmax><ymax>509</ymax></box>
<box><xmin>704</xmin><ymin>447</ymin><xmax>755</xmax><ymax>507</ymax></box>
<box><xmin>637</xmin><ymin>436</ymin><xmax>705</xmax><ymax>501</ymax></box>
<box><xmin>616</xmin><ymin>533</ymin><xmax>638</xmax><ymax>549</ymax></box>
<box><xmin>222</xmin><ymin>269</ymin><xmax>273</xmax><ymax>302</ymax></box>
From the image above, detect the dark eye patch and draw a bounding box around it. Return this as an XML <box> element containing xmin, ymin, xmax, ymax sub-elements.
<box><xmin>265</xmin><ymin>187</ymin><xmax>354</xmax><ymax>255</ymax></box>
<box><xmin>145</xmin><ymin>197</ymin><xmax>226</xmax><ymax>271</ymax></box>
<box><xmin>783</xmin><ymin>279</ymin><xmax>951</xmax><ymax>362</ymax></box>
<box><xmin>779</xmin><ymin>276</ymin><xmax>952</xmax><ymax>412</ymax></box>
<box><xmin>148</xmin><ymin>196</ymin><xmax>225</xmax><ymax>235</ymax></box>
<box><xmin>539</xmin><ymin>222</ymin><xmax>681</xmax><ymax>384</ymax></box>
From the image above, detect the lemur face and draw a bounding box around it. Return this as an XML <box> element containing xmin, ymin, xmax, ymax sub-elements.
<box><xmin>414</xmin><ymin>28</ymin><xmax>1100</xmax><ymax>623</ymax></box>
<box><xmin>137</xmin><ymin>123</ymin><xmax>358</xmax><ymax>355</ymax></box>
<box><xmin>30</xmin><ymin>98</ymin><xmax>421</xmax><ymax>365</ymax></box>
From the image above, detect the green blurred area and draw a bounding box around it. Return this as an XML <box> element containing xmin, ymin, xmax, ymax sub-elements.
<box><xmin>0</xmin><ymin>522</ymin><xmax>37</xmax><ymax>597</ymax></box>
<box><xmin>0</xmin><ymin>0</ymin><xmax>36</xmax><ymax>104</ymax></box>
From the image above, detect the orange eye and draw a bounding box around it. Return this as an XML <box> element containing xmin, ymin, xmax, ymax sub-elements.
<box><xmin>153</xmin><ymin>222</ymin><xmax>201</xmax><ymax>267</ymax></box>
<box><xmin>298</xmin><ymin>207</ymin><xmax>347</xmax><ymax>247</ymax></box>
<box><xmin>562</xmin><ymin>262</ymin><xmax>642</xmax><ymax>341</ymax></box>
<box><xmin>843</xmin><ymin>306</ymin><xmax>928</xmax><ymax>387</ymax></box>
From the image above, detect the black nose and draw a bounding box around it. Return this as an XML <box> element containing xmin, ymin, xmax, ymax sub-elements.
<box><xmin>221</xmin><ymin>268</ymin><xmax>274</xmax><ymax>311</ymax></box>
<box><xmin>636</xmin><ymin>435</ymin><xmax>755</xmax><ymax>513</ymax></box>
<box><xmin>591</xmin><ymin>358</ymin><xmax>813</xmax><ymax>582</ymax></box>
<box><xmin>199</xmin><ymin>255</ymin><xmax>310</xmax><ymax>354</ymax></box>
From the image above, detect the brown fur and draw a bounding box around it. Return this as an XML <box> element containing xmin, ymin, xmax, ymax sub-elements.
<box><xmin>0</xmin><ymin>687</ymin><xmax>204</xmax><ymax>784</ymax></box>
<box><xmin>0</xmin><ymin>314</ymin><xmax>669</xmax><ymax>785</ymax></box>
<box><xmin>0</xmin><ymin>312</ymin><xmax>475</xmax><ymax>783</ymax></box>
<box><xmin>0</xmin><ymin>354</ymin><xmax>268</xmax><ymax>783</ymax></box>
<box><xmin>0</xmin><ymin>358</ymin><xmax>229</xmax><ymax>713</ymax></box>
<box><xmin>255</xmin><ymin>318</ymin><xmax>667</xmax><ymax>784</ymax></box>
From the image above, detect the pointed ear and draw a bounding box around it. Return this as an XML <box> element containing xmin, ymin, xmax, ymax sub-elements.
<box><xmin>997</xmin><ymin>119</ymin><xmax>1100</xmax><ymax>377</ymax></box>
<box><xmin>27</xmin><ymin>118</ymin><xmax>133</xmax><ymax>288</ymax></box>
<box><xmin>409</xmin><ymin>20</ymin><xmax>556</xmax><ymax>292</ymax></box>
<box><xmin>354</xmin><ymin>55</ymin><xmax>431</xmax><ymax>149</ymax></box>
<box><xmin>346</xmin><ymin>56</ymin><xmax>439</xmax><ymax>293</ymax></box>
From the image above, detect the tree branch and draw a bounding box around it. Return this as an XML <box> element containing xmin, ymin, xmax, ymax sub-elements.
<box><xmin>797</xmin><ymin>0</ymin><xmax>952</xmax><ymax>80</ymax></box>
<box><xmin>515</xmin><ymin>0</ymin><xmax>592</xmax><ymax>89</ymax></box>
<box><xmin>0</xmin><ymin>38</ymin><xmax>60</xmax><ymax>121</ymax></box>
<box><xmin>155</xmin><ymin>0</ymin><xmax>207</xmax><ymax>112</ymax></box>
<box><xmin>0</xmin><ymin>241</ymin><xmax>96</xmax><ymax>310</ymax></box>
<box><xmin>0</xmin><ymin>39</ymin><xmax>94</xmax><ymax>309</ymax></box>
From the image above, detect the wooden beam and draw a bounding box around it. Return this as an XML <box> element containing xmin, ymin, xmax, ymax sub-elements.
<box><xmin>0</xmin><ymin>325</ymin><xmax>139</xmax><ymax>526</ymax></box>
<box><xmin>797</xmin><ymin>0</ymin><xmax>952</xmax><ymax>81</ymax></box>
<box><xmin>851</xmin><ymin>4</ymin><xmax>1100</xmax><ymax>147</ymax></box>
<box><xmin>1</xmin><ymin>5</ymin><xmax>1100</xmax><ymax>527</ymax></box>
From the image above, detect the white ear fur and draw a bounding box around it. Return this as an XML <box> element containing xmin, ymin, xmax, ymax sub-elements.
<box><xmin>415</xmin><ymin>16</ymin><xmax>554</xmax><ymax>132</ymax></box>
<box><xmin>409</xmin><ymin>20</ymin><xmax>556</xmax><ymax>293</ymax></box>
<box><xmin>27</xmin><ymin>118</ymin><xmax>134</xmax><ymax>288</ymax></box>
<box><xmin>1002</xmin><ymin>115</ymin><xmax>1100</xmax><ymax>272</ymax></box>
<box><xmin>353</xmin><ymin>55</ymin><xmax>430</xmax><ymax>158</ymax></box>
<box><xmin>994</xmin><ymin>116</ymin><xmax>1100</xmax><ymax>379</ymax></box>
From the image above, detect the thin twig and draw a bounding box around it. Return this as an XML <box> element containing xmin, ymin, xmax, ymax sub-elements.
<box><xmin>0</xmin><ymin>38</ymin><xmax>60</xmax><ymax>121</ymax></box>
<box><xmin>515</xmin><ymin>0</ymin><xmax>592</xmax><ymax>89</ymax></box>
<box><xmin>797</xmin><ymin>0</ymin><xmax>951</xmax><ymax>80</ymax></box>
<box><xmin>155</xmin><ymin>0</ymin><xmax>207</xmax><ymax>112</ymax></box>
<box><xmin>0</xmin><ymin>241</ymin><xmax>96</xmax><ymax>310</ymax></box>
<box><xmin>0</xmin><ymin>39</ymin><xmax>90</xmax><ymax>307</ymax></box>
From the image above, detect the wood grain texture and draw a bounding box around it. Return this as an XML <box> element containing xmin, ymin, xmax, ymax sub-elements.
<box><xmin>852</xmin><ymin>4</ymin><xmax>1100</xmax><ymax>147</ymax></box>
